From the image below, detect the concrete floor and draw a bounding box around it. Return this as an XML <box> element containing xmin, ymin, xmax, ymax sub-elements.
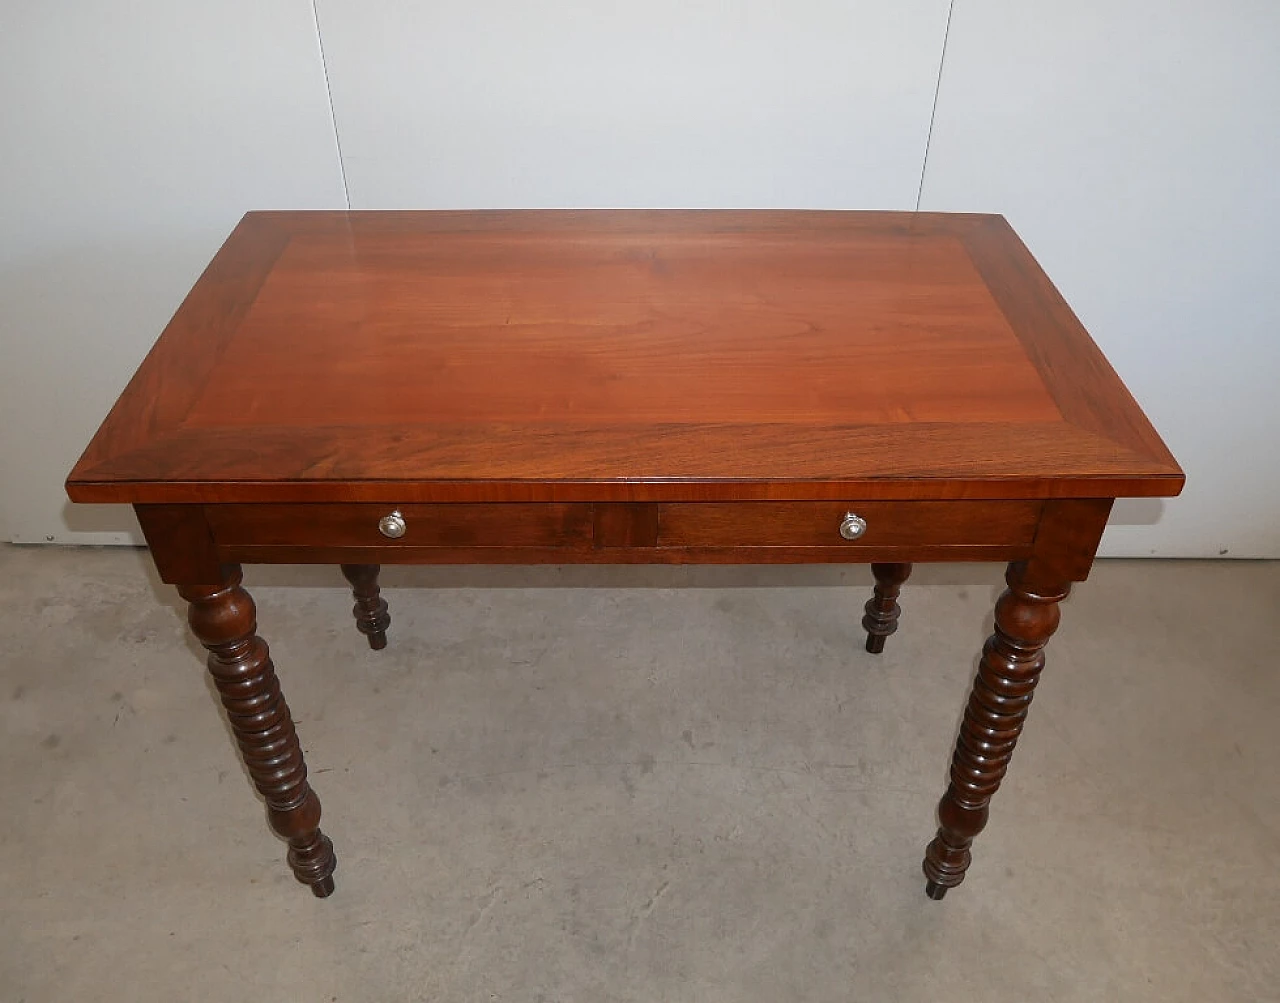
<box><xmin>1</xmin><ymin>544</ymin><xmax>1277</xmax><ymax>1002</ymax></box>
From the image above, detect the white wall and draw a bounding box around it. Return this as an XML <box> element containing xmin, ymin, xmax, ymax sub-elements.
<box><xmin>2</xmin><ymin>2</ymin><xmax>1277</xmax><ymax>556</ymax></box>
<box><xmin>314</xmin><ymin>0</ymin><xmax>951</xmax><ymax>209</ymax></box>
<box><xmin>0</xmin><ymin>2</ymin><xmax>347</xmax><ymax>544</ymax></box>
<box><xmin>920</xmin><ymin>1</ymin><xmax>1280</xmax><ymax>557</ymax></box>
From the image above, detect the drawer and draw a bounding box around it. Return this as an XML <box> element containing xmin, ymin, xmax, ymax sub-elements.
<box><xmin>657</xmin><ymin>501</ymin><xmax>1042</xmax><ymax>549</ymax></box>
<box><xmin>206</xmin><ymin>503</ymin><xmax>593</xmax><ymax>548</ymax></box>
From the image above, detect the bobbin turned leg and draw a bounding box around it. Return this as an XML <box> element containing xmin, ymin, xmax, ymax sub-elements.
<box><xmin>923</xmin><ymin>560</ymin><xmax>1070</xmax><ymax>899</ymax></box>
<box><xmin>863</xmin><ymin>562</ymin><xmax>912</xmax><ymax>653</ymax></box>
<box><xmin>341</xmin><ymin>564</ymin><xmax>390</xmax><ymax>650</ymax></box>
<box><xmin>178</xmin><ymin>566</ymin><xmax>337</xmax><ymax>897</ymax></box>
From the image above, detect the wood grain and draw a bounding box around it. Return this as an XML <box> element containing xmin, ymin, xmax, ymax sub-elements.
<box><xmin>958</xmin><ymin>217</ymin><xmax>1179</xmax><ymax>467</ymax></box>
<box><xmin>198</xmin><ymin>499</ymin><xmax>1042</xmax><ymax>560</ymax></box>
<box><xmin>67</xmin><ymin>211</ymin><xmax>1184</xmax><ymax>505</ymax></box>
<box><xmin>133</xmin><ymin>504</ymin><xmax>222</xmax><ymax>586</ymax></box>
<box><xmin>657</xmin><ymin>501</ymin><xmax>1041</xmax><ymax>548</ymax></box>
<box><xmin>69</xmin><ymin>422</ymin><xmax>1176</xmax><ymax>503</ymax></box>
<box><xmin>593</xmin><ymin>503</ymin><xmax>659</xmax><ymax>548</ymax></box>
<box><xmin>181</xmin><ymin>231</ymin><xmax>1056</xmax><ymax>428</ymax></box>
<box><xmin>206</xmin><ymin>502</ymin><xmax>593</xmax><ymax>548</ymax></box>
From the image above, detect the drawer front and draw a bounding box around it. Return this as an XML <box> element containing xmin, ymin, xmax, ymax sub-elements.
<box><xmin>657</xmin><ymin>501</ymin><xmax>1042</xmax><ymax>549</ymax></box>
<box><xmin>207</xmin><ymin>503</ymin><xmax>593</xmax><ymax>548</ymax></box>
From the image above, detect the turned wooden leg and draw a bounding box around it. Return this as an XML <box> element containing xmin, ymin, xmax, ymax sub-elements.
<box><xmin>922</xmin><ymin>560</ymin><xmax>1070</xmax><ymax>899</ymax></box>
<box><xmin>178</xmin><ymin>566</ymin><xmax>337</xmax><ymax>897</ymax></box>
<box><xmin>864</xmin><ymin>562</ymin><xmax>912</xmax><ymax>653</ymax></box>
<box><xmin>340</xmin><ymin>564</ymin><xmax>390</xmax><ymax>650</ymax></box>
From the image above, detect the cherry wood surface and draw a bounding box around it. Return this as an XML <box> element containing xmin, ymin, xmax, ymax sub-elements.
<box><xmin>207</xmin><ymin>502</ymin><xmax>593</xmax><ymax>548</ymax></box>
<box><xmin>67</xmin><ymin>210</ymin><xmax>1182</xmax><ymax>504</ymax></box>
<box><xmin>204</xmin><ymin>499</ymin><xmax>1038</xmax><ymax>551</ymax></box>
<box><xmin>656</xmin><ymin>500</ymin><xmax>1040</xmax><ymax>548</ymax></box>
<box><xmin>69</xmin><ymin>212</ymin><xmax>1185</xmax><ymax>902</ymax></box>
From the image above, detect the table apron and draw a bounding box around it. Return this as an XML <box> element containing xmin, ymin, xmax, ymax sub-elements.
<box><xmin>186</xmin><ymin>499</ymin><xmax>1046</xmax><ymax>568</ymax></box>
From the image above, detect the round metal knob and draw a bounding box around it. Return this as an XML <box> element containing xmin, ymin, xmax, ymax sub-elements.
<box><xmin>838</xmin><ymin>512</ymin><xmax>867</xmax><ymax>541</ymax></box>
<box><xmin>377</xmin><ymin>510</ymin><xmax>407</xmax><ymax>539</ymax></box>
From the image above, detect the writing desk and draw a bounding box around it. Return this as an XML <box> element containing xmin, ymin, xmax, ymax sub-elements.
<box><xmin>66</xmin><ymin>210</ymin><xmax>1183</xmax><ymax>900</ymax></box>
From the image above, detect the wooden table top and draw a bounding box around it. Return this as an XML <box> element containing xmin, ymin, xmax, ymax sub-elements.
<box><xmin>67</xmin><ymin>210</ymin><xmax>1182</xmax><ymax>504</ymax></box>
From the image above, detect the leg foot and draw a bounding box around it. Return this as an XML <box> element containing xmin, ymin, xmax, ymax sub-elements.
<box><xmin>341</xmin><ymin>564</ymin><xmax>390</xmax><ymax>650</ymax></box>
<box><xmin>921</xmin><ymin>561</ymin><xmax>1069</xmax><ymax>896</ymax></box>
<box><xmin>180</xmin><ymin>566</ymin><xmax>338</xmax><ymax>896</ymax></box>
<box><xmin>864</xmin><ymin>562</ymin><xmax>911</xmax><ymax>654</ymax></box>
